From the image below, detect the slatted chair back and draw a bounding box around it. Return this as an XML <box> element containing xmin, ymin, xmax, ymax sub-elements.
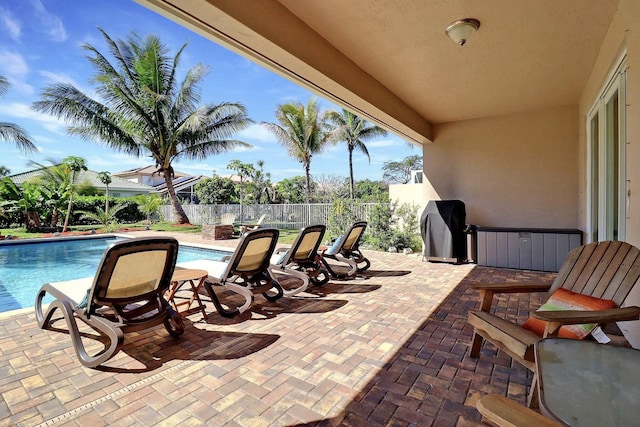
<box><xmin>286</xmin><ymin>224</ymin><xmax>326</xmax><ymax>264</ymax></box>
<box><xmin>550</xmin><ymin>240</ymin><xmax>640</xmax><ymax>305</ymax></box>
<box><xmin>339</xmin><ymin>221</ymin><xmax>367</xmax><ymax>253</ymax></box>
<box><xmin>223</xmin><ymin>228</ymin><xmax>279</xmax><ymax>277</ymax></box>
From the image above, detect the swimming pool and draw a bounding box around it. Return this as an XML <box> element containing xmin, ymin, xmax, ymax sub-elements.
<box><xmin>0</xmin><ymin>236</ymin><xmax>229</xmax><ymax>313</ymax></box>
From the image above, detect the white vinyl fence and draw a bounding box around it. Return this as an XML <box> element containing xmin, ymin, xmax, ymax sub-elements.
<box><xmin>159</xmin><ymin>203</ymin><xmax>383</xmax><ymax>229</ymax></box>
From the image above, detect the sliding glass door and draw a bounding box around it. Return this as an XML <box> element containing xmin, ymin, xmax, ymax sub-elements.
<box><xmin>587</xmin><ymin>57</ymin><xmax>627</xmax><ymax>242</ymax></box>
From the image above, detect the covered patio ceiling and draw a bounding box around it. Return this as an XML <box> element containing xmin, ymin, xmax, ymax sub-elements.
<box><xmin>136</xmin><ymin>0</ymin><xmax>618</xmax><ymax>145</ymax></box>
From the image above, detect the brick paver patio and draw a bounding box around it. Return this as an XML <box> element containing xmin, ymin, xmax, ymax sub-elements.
<box><xmin>0</xmin><ymin>231</ymin><xmax>555</xmax><ymax>426</ymax></box>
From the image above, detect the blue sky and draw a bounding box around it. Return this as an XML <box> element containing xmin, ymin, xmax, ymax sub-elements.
<box><xmin>0</xmin><ymin>0</ymin><xmax>417</xmax><ymax>183</ymax></box>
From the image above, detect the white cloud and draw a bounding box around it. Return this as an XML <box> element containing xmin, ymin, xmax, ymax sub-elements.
<box><xmin>0</xmin><ymin>102</ymin><xmax>67</xmax><ymax>133</ymax></box>
<box><xmin>234</xmin><ymin>143</ymin><xmax>261</xmax><ymax>152</ymax></box>
<box><xmin>32</xmin><ymin>0</ymin><xmax>67</xmax><ymax>42</ymax></box>
<box><xmin>171</xmin><ymin>162</ymin><xmax>215</xmax><ymax>175</ymax></box>
<box><xmin>37</xmin><ymin>70</ymin><xmax>98</xmax><ymax>100</ymax></box>
<box><xmin>0</xmin><ymin>7</ymin><xmax>21</xmax><ymax>41</ymax></box>
<box><xmin>38</xmin><ymin>70</ymin><xmax>80</xmax><ymax>87</ymax></box>
<box><xmin>85</xmin><ymin>154</ymin><xmax>142</xmax><ymax>170</ymax></box>
<box><xmin>368</xmin><ymin>138</ymin><xmax>403</xmax><ymax>148</ymax></box>
<box><xmin>0</xmin><ymin>50</ymin><xmax>29</xmax><ymax>78</ymax></box>
<box><xmin>238</xmin><ymin>123</ymin><xmax>274</xmax><ymax>143</ymax></box>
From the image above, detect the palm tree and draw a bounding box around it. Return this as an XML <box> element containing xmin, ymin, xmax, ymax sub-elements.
<box><xmin>326</xmin><ymin>109</ymin><xmax>388</xmax><ymax>199</ymax></box>
<box><xmin>261</xmin><ymin>98</ymin><xmax>329</xmax><ymax>203</ymax></box>
<box><xmin>29</xmin><ymin>157</ymin><xmax>90</xmax><ymax>230</ymax></box>
<box><xmin>60</xmin><ymin>157</ymin><xmax>87</xmax><ymax>232</ymax></box>
<box><xmin>78</xmin><ymin>204</ymin><xmax>126</xmax><ymax>228</ymax></box>
<box><xmin>0</xmin><ymin>76</ymin><xmax>37</xmax><ymax>153</ymax></box>
<box><xmin>0</xmin><ymin>178</ymin><xmax>42</xmax><ymax>229</ymax></box>
<box><xmin>32</xmin><ymin>29</ymin><xmax>251</xmax><ymax>224</ymax></box>
<box><xmin>97</xmin><ymin>171</ymin><xmax>112</xmax><ymax>218</ymax></box>
<box><xmin>134</xmin><ymin>194</ymin><xmax>163</xmax><ymax>224</ymax></box>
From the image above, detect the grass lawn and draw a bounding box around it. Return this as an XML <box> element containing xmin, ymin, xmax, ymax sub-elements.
<box><xmin>0</xmin><ymin>227</ymin><xmax>45</xmax><ymax>239</ymax></box>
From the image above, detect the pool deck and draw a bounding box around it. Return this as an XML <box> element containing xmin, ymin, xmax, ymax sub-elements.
<box><xmin>0</xmin><ymin>230</ymin><xmax>555</xmax><ymax>426</ymax></box>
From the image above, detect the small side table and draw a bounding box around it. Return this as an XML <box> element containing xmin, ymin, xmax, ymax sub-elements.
<box><xmin>167</xmin><ymin>269</ymin><xmax>209</xmax><ymax>319</ymax></box>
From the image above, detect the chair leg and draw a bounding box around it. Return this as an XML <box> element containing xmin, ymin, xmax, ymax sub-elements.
<box><xmin>271</xmin><ymin>266</ymin><xmax>310</xmax><ymax>296</ymax></box>
<box><xmin>470</xmin><ymin>331</ymin><xmax>484</xmax><ymax>358</ymax></box>
<box><xmin>163</xmin><ymin>310</ymin><xmax>185</xmax><ymax>337</ymax></box>
<box><xmin>36</xmin><ymin>284</ymin><xmax>125</xmax><ymax>368</ymax></box>
<box><xmin>527</xmin><ymin>374</ymin><xmax>539</xmax><ymax>409</ymax></box>
<box><xmin>319</xmin><ymin>256</ymin><xmax>345</xmax><ymax>279</ymax></box>
<box><xmin>203</xmin><ymin>281</ymin><xmax>241</xmax><ymax>318</ymax></box>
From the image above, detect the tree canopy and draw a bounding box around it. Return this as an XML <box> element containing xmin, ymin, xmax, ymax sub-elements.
<box><xmin>194</xmin><ymin>175</ymin><xmax>238</xmax><ymax>204</ymax></box>
<box><xmin>262</xmin><ymin>98</ymin><xmax>329</xmax><ymax>202</ymax></box>
<box><xmin>32</xmin><ymin>29</ymin><xmax>251</xmax><ymax>224</ymax></box>
<box><xmin>325</xmin><ymin>109</ymin><xmax>387</xmax><ymax>198</ymax></box>
<box><xmin>382</xmin><ymin>155</ymin><xmax>423</xmax><ymax>184</ymax></box>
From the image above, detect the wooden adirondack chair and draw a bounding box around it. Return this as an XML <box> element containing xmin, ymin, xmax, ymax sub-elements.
<box><xmin>467</xmin><ymin>240</ymin><xmax>640</xmax><ymax>406</ymax></box>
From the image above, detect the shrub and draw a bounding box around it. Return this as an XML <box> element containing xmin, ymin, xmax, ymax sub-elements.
<box><xmin>327</xmin><ymin>198</ymin><xmax>359</xmax><ymax>241</ymax></box>
<box><xmin>72</xmin><ymin>196</ymin><xmax>144</xmax><ymax>224</ymax></box>
<box><xmin>364</xmin><ymin>201</ymin><xmax>421</xmax><ymax>252</ymax></box>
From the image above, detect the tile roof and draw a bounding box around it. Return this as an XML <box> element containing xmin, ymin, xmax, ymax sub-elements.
<box><xmin>113</xmin><ymin>165</ymin><xmax>189</xmax><ymax>178</ymax></box>
<box><xmin>7</xmin><ymin>168</ymin><xmax>154</xmax><ymax>192</ymax></box>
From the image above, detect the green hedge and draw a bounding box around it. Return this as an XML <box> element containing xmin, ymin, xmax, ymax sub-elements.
<box><xmin>72</xmin><ymin>196</ymin><xmax>145</xmax><ymax>225</ymax></box>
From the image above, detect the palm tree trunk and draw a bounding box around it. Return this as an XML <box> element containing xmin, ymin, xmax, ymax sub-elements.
<box><xmin>105</xmin><ymin>185</ymin><xmax>109</xmax><ymax>218</ymax></box>
<box><xmin>50</xmin><ymin>208</ymin><xmax>59</xmax><ymax>227</ymax></box>
<box><xmin>62</xmin><ymin>196</ymin><xmax>73</xmax><ymax>232</ymax></box>
<box><xmin>62</xmin><ymin>169</ymin><xmax>79</xmax><ymax>232</ymax></box>
<box><xmin>348</xmin><ymin>148</ymin><xmax>355</xmax><ymax>199</ymax></box>
<box><xmin>305</xmin><ymin>163</ymin><xmax>312</xmax><ymax>203</ymax></box>
<box><xmin>26</xmin><ymin>211</ymin><xmax>40</xmax><ymax>230</ymax></box>
<box><xmin>164</xmin><ymin>170</ymin><xmax>190</xmax><ymax>224</ymax></box>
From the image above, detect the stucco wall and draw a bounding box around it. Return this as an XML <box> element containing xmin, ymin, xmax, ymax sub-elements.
<box><xmin>423</xmin><ymin>106</ymin><xmax>578</xmax><ymax>229</ymax></box>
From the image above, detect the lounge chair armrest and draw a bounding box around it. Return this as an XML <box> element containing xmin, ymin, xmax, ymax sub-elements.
<box><xmin>533</xmin><ymin>306</ymin><xmax>640</xmax><ymax>324</ymax></box>
<box><xmin>469</xmin><ymin>282</ymin><xmax>552</xmax><ymax>293</ymax></box>
<box><xmin>274</xmin><ymin>247</ymin><xmax>288</xmax><ymax>254</ymax></box>
<box><xmin>471</xmin><ymin>282</ymin><xmax>552</xmax><ymax>313</ymax></box>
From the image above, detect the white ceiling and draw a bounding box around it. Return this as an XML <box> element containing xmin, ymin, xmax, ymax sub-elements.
<box><xmin>137</xmin><ymin>0</ymin><xmax>619</xmax><ymax>144</ymax></box>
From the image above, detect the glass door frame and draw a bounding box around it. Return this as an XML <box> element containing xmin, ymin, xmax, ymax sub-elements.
<box><xmin>586</xmin><ymin>53</ymin><xmax>627</xmax><ymax>243</ymax></box>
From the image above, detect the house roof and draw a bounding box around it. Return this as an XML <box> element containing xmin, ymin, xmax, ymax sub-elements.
<box><xmin>139</xmin><ymin>0</ymin><xmax>619</xmax><ymax>145</ymax></box>
<box><xmin>8</xmin><ymin>168</ymin><xmax>154</xmax><ymax>192</ymax></box>
<box><xmin>153</xmin><ymin>175</ymin><xmax>206</xmax><ymax>193</ymax></box>
<box><xmin>113</xmin><ymin>165</ymin><xmax>189</xmax><ymax>178</ymax></box>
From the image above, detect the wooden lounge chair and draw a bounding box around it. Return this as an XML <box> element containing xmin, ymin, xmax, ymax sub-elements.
<box><xmin>320</xmin><ymin>221</ymin><xmax>371</xmax><ymax>279</ymax></box>
<box><xmin>468</xmin><ymin>240</ymin><xmax>640</xmax><ymax>406</ymax></box>
<box><xmin>35</xmin><ymin>237</ymin><xmax>184</xmax><ymax>368</ymax></box>
<box><xmin>178</xmin><ymin>228</ymin><xmax>283</xmax><ymax>317</ymax></box>
<box><xmin>240</xmin><ymin>214</ymin><xmax>266</xmax><ymax>234</ymax></box>
<box><xmin>269</xmin><ymin>224</ymin><xmax>329</xmax><ymax>295</ymax></box>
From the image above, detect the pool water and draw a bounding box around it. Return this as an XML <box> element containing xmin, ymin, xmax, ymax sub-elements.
<box><xmin>0</xmin><ymin>236</ymin><xmax>229</xmax><ymax>313</ymax></box>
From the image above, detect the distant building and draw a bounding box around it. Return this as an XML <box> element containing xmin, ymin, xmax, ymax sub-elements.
<box><xmin>113</xmin><ymin>166</ymin><xmax>244</xmax><ymax>202</ymax></box>
<box><xmin>113</xmin><ymin>165</ymin><xmax>190</xmax><ymax>187</ymax></box>
<box><xmin>8</xmin><ymin>168</ymin><xmax>153</xmax><ymax>197</ymax></box>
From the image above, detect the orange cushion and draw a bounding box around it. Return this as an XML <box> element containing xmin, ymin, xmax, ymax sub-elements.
<box><xmin>522</xmin><ymin>288</ymin><xmax>616</xmax><ymax>339</ymax></box>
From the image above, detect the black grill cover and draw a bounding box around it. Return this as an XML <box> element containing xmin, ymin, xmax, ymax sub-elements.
<box><xmin>420</xmin><ymin>200</ymin><xmax>466</xmax><ymax>262</ymax></box>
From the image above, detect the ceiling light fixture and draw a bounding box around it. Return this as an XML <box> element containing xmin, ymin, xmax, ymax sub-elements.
<box><xmin>445</xmin><ymin>18</ymin><xmax>480</xmax><ymax>46</ymax></box>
